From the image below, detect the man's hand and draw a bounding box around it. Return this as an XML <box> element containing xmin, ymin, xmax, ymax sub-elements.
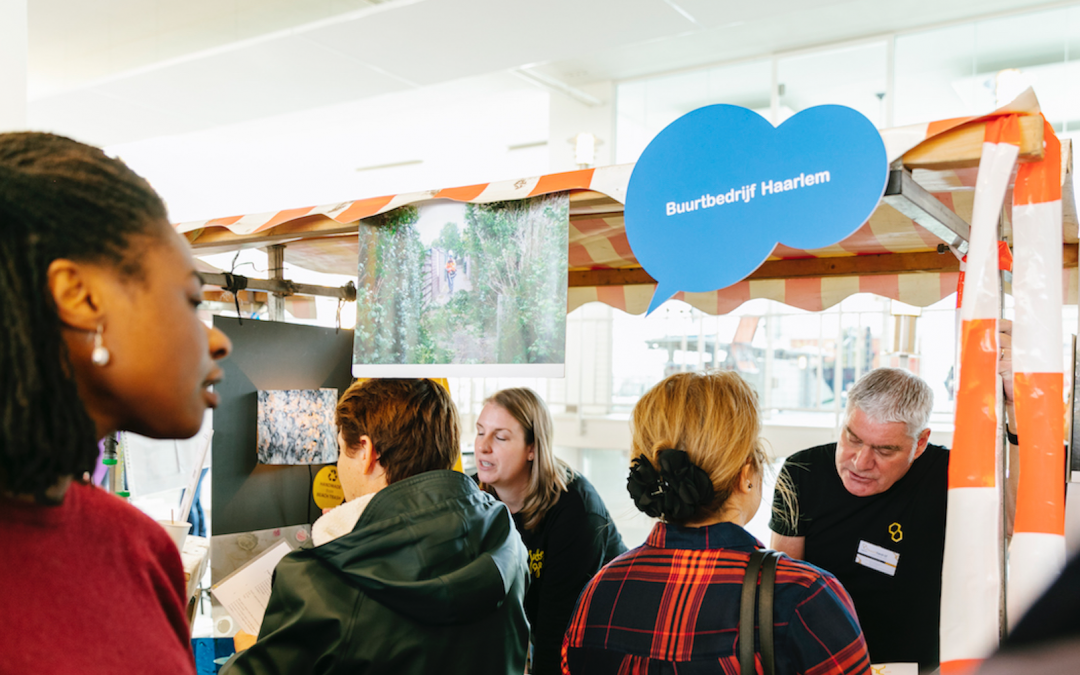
<box><xmin>770</xmin><ymin>533</ymin><xmax>805</xmax><ymax>560</ymax></box>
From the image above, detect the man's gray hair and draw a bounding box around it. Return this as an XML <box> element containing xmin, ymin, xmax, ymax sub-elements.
<box><xmin>844</xmin><ymin>368</ymin><xmax>934</xmax><ymax>440</ymax></box>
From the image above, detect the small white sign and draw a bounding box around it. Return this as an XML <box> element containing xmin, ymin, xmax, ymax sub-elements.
<box><xmin>855</xmin><ymin>540</ymin><xmax>899</xmax><ymax>577</ymax></box>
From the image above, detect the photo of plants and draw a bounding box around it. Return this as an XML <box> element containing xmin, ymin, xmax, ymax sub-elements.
<box><xmin>352</xmin><ymin>193</ymin><xmax>568</xmax><ymax>375</ymax></box>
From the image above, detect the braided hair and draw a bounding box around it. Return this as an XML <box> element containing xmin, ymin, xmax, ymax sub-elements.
<box><xmin>0</xmin><ymin>132</ymin><xmax>168</xmax><ymax>498</ymax></box>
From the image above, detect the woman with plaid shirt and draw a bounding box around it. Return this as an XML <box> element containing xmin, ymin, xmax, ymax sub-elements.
<box><xmin>562</xmin><ymin>372</ymin><xmax>871</xmax><ymax>675</ymax></box>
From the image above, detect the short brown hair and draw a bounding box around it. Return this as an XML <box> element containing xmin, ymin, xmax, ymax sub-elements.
<box><xmin>336</xmin><ymin>378</ymin><xmax>460</xmax><ymax>484</ymax></box>
<box><xmin>631</xmin><ymin>371</ymin><xmax>767</xmax><ymax>524</ymax></box>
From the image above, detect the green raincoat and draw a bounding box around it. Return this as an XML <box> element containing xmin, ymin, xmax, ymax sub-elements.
<box><xmin>223</xmin><ymin>470</ymin><xmax>530</xmax><ymax>674</ymax></box>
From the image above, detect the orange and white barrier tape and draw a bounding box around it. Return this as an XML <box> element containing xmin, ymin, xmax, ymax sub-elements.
<box><xmin>1007</xmin><ymin>116</ymin><xmax>1066</xmax><ymax>627</ymax></box>
<box><xmin>940</xmin><ymin>115</ymin><xmax>1020</xmax><ymax>674</ymax></box>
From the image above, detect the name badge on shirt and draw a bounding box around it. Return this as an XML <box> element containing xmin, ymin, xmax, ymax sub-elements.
<box><xmin>855</xmin><ymin>540</ymin><xmax>899</xmax><ymax>577</ymax></box>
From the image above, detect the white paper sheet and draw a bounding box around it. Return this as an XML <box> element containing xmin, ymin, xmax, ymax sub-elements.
<box><xmin>209</xmin><ymin>539</ymin><xmax>293</xmax><ymax>636</ymax></box>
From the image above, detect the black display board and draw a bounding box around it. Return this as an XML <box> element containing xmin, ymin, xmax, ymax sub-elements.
<box><xmin>211</xmin><ymin>317</ymin><xmax>354</xmax><ymax>536</ymax></box>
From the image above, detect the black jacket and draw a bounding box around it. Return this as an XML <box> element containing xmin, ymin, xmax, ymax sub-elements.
<box><xmin>512</xmin><ymin>473</ymin><xmax>626</xmax><ymax>675</ymax></box>
<box><xmin>224</xmin><ymin>470</ymin><xmax>530</xmax><ymax>675</ymax></box>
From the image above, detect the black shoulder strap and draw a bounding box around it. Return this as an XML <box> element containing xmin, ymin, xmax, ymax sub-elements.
<box><xmin>739</xmin><ymin>550</ymin><xmax>766</xmax><ymax>675</ymax></box>
<box><xmin>759</xmin><ymin>550</ymin><xmax>781</xmax><ymax>675</ymax></box>
<box><xmin>739</xmin><ymin>549</ymin><xmax>782</xmax><ymax>675</ymax></box>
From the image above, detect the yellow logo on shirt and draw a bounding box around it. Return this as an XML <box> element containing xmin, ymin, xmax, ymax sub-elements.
<box><xmin>529</xmin><ymin>549</ymin><xmax>544</xmax><ymax>579</ymax></box>
<box><xmin>889</xmin><ymin>522</ymin><xmax>903</xmax><ymax>543</ymax></box>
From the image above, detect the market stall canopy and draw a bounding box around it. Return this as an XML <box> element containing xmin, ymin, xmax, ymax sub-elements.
<box><xmin>178</xmin><ymin>97</ymin><xmax>1077</xmax><ymax>316</ymax></box>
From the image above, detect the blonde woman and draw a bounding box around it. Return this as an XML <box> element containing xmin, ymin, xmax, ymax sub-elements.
<box><xmin>562</xmin><ymin>372</ymin><xmax>870</xmax><ymax>675</ymax></box>
<box><xmin>476</xmin><ymin>387</ymin><xmax>625</xmax><ymax>675</ymax></box>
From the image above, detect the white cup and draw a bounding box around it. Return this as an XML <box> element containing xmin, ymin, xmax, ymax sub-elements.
<box><xmin>158</xmin><ymin>520</ymin><xmax>192</xmax><ymax>552</ymax></box>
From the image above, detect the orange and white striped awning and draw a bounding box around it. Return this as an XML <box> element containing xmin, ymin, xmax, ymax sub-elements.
<box><xmin>178</xmin><ymin>91</ymin><xmax>1076</xmax><ymax>316</ymax></box>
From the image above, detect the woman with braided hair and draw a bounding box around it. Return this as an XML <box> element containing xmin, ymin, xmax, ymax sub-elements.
<box><xmin>0</xmin><ymin>132</ymin><xmax>232</xmax><ymax>674</ymax></box>
<box><xmin>562</xmin><ymin>371</ymin><xmax>870</xmax><ymax>675</ymax></box>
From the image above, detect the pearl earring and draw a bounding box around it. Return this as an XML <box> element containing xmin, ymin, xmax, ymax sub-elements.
<box><xmin>91</xmin><ymin>324</ymin><xmax>110</xmax><ymax>366</ymax></box>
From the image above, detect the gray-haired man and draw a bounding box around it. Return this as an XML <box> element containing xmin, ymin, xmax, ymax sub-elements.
<box><xmin>770</xmin><ymin>365</ymin><xmax>1016</xmax><ymax>673</ymax></box>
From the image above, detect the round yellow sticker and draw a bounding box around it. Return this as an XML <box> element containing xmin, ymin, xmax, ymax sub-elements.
<box><xmin>313</xmin><ymin>465</ymin><xmax>345</xmax><ymax>511</ymax></box>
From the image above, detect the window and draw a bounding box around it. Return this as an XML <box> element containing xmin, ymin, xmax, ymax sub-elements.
<box><xmin>894</xmin><ymin>6</ymin><xmax>1080</xmax><ymax>131</ymax></box>
<box><xmin>777</xmin><ymin>41</ymin><xmax>888</xmax><ymax>127</ymax></box>
<box><xmin>616</xmin><ymin>59</ymin><xmax>772</xmax><ymax>164</ymax></box>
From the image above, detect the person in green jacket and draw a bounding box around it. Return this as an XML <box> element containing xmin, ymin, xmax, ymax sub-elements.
<box><xmin>224</xmin><ymin>378</ymin><xmax>530</xmax><ymax>675</ymax></box>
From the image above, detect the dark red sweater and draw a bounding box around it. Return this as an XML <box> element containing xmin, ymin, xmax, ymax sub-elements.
<box><xmin>0</xmin><ymin>482</ymin><xmax>195</xmax><ymax>674</ymax></box>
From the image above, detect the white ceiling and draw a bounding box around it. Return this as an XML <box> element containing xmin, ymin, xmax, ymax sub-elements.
<box><xmin>26</xmin><ymin>0</ymin><xmax>1058</xmax><ymax>147</ymax></box>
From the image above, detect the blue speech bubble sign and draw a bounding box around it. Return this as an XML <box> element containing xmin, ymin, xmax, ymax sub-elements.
<box><xmin>624</xmin><ymin>104</ymin><xmax>888</xmax><ymax>314</ymax></box>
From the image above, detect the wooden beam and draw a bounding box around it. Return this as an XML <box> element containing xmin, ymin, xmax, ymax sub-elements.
<box><xmin>749</xmin><ymin>251</ymin><xmax>965</xmax><ymax>279</ymax></box>
<box><xmin>1063</xmin><ymin>139</ymin><xmax>1077</xmax><ymax>244</ymax></box>
<box><xmin>200</xmin><ymin>272</ymin><xmax>356</xmax><ymax>300</ymax></box>
<box><xmin>570</xmin><ymin>245</ymin><xmax>1079</xmax><ymax>287</ymax></box>
<box><xmin>902</xmin><ymin>114</ymin><xmax>1044</xmax><ymax>171</ymax></box>
<box><xmin>202</xmin><ymin>289</ymin><xmax>268</xmax><ymax>304</ymax></box>
<box><xmin>569</xmin><ymin>268</ymin><xmax>656</xmax><ymax>287</ymax></box>
<box><xmin>570</xmin><ymin>252</ymin><xmax>954</xmax><ymax>286</ymax></box>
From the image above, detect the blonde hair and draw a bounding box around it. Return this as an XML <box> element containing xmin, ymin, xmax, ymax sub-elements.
<box><xmin>630</xmin><ymin>371</ymin><xmax>767</xmax><ymax>524</ymax></box>
<box><xmin>479</xmin><ymin>388</ymin><xmax>570</xmax><ymax>531</ymax></box>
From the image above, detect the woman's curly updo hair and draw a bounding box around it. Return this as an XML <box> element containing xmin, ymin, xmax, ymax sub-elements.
<box><xmin>627</xmin><ymin>371</ymin><xmax>767</xmax><ymax>525</ymax></box>
<box><xmin>0</xmin><ymin>132</ymin><xmax>169</xmax><ymax>498</ymax></box>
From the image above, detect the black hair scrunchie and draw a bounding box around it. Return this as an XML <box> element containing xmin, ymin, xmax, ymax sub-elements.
<box><xmin>627</xmin><ymin>449</ymin><xmax>715</xmax><ymax>522</ymax></box>
<box><xmin>627</xmin><ymin>455</ymin><xmax>665</xmax><ymax>518</ymax></box>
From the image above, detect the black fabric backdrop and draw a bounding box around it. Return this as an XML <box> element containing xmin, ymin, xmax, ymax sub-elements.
<box><xmin>211</xmin><ymin>316</ymin><xmax>354</xmax><ymax>536</ymax></box>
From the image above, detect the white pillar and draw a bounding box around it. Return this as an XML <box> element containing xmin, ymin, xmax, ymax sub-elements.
<box><xmin>0</xmin><ymin>0</ymin><xmax>28</xmax><ymax>132</ymax></box>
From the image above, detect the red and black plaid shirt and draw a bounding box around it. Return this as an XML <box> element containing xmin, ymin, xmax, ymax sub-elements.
<box><xmin>562</xmin><ymin>521</ymin><xmax>870</xmax><ymax>675</ymax></box>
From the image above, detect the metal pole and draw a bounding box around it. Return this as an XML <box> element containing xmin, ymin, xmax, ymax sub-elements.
<box><xmin>202</xmin><ymin>272</ymin><xmax>356</xmax><ymax>300</ymax></box>
<box><xmin>266</xmin><ymin>244</ymin><xmax>286</xmax><ymax>322</ymax></box>
<box><xmin>855</xmin><ymin>312</ymin><xmax>865</xmax><ymax>383</ymax></box>
<box><xmin>578</xmin><ymin>311</ymin><xmax>586</xmax><ymax>435</ymax></box>
<box><xmin>816</xmin><ymin>316</ymin><xmax>824</xmax><ymax>408</ymax></box>
<box><xmin>680</xmin><ymin>321</ymin><xmax>689</xmax><ymax>373</ymax></box>
<box><xmin>833</xmin><ymin>305</ymin><xmax>843</xmax><ymax>430</ymax></box>
<box><xmin>697</xmin><ymin>313</ymin><xmax>706</xmax><ymax>372</ymax></box>
<box><xmin>764</xmin><ymin>308</ymin><xmax>774</xmax><ymax>415</ymax></box>
<box><xmin>998</xmin><ymin>212</ymin><xmax>1008</xmax><ymax>640</ymax></box>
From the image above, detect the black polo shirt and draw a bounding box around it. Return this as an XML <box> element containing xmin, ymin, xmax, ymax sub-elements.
<box><xmin>770</xmin><ymin>442</ymin><xmax>949</xmax><ymax>671</ymax></box>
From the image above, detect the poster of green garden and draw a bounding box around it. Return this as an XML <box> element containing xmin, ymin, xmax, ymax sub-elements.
<box><xmin>351</xmin><ymin>193</ymin><xmax>568</xmax><ymax>377</ymax></box>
